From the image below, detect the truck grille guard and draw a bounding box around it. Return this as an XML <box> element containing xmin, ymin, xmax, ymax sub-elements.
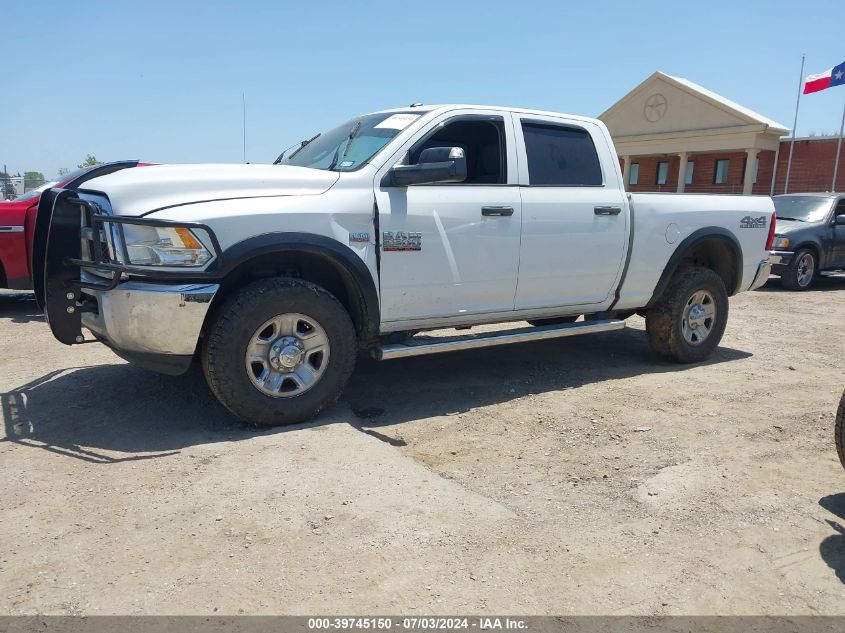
<box><xmin>35</xmin><ymin>186</ymin><xmax>223</xmax><ymax>346</ymax></box>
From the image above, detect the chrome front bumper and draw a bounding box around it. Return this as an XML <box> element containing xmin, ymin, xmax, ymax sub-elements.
<box><xmin>768</xmin><ymin>251</ymin><xmax>792</xmax><ymax>267</ymax></box>
<box><xmin>749</xmin><ymin>258</ymin><xmax>773</xmax><ymax>291</ymax></box>
<box><xmin>81</xmin><ymin>281</ymin><xmax>219</xmax><ymax>370</ymax></box>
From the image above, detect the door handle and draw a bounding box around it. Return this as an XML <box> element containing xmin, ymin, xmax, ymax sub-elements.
<box><xmin>482</xmin><ymin>206</ymin><xmax>514</xmax><ymax>217</ymax></box>
<box><xmin>594</xmin><ymin>206</ymin><xmax>622</xmax><ymax>216</ymax></box>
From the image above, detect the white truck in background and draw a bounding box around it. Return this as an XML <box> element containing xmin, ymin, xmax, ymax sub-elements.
<box><xmin>35</xmin><ymin>104</ymin><xmax>775</xmax><ymax>426</ymax></box>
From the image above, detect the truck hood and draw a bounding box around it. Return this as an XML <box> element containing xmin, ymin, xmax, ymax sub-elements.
<box><xmin>82</xmin><ymin>163</ymin><xmax>340</xmax><ymax>217</ymax></box>
<box><xmin>774</xmin><ymin>218</ymin><xmax>821</xmax><ymax>234</ymax></box>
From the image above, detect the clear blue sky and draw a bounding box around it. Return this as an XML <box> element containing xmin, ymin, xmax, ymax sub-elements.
<box><xmin>2</xmin><ymin>0</ymin><xmax>844</xmax><ymax>178</ymax></box>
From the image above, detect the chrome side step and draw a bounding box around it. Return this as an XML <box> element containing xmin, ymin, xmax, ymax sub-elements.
<box><xmin>374</xmin><ymin>319</ymin><xmax>626</xmax><ymax>361</ymax></box>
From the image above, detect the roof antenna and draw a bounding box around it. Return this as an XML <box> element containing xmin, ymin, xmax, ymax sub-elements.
<box><xmin>242</xmin><ymin>92</ymin><xmax>247</xmax><ymax>163</ymax></box>
<box><xmin>409</xmin><ymin>102</ymin><xmax>423</xmax><ymax>107</ymax></box>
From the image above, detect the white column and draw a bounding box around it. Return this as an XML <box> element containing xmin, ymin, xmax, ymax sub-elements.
<box><xmin>621</xmin><ymin>156</ymin><xmax>631</xmax><ymax>189</ymax></box>
<box><xmin>676</xmin><ymin>152</ymin><xmax>689</xmax><ymax>193</ymax></box>
<box><xmin>743</xmin><ymin>149</ymin><xmax>759</xmax><ymax>195</ymax></box>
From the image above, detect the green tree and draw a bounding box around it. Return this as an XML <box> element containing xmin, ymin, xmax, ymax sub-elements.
<box><xmin>24</xmin><ymin>171</ymin><xmax>45</xmax><ymax>191</ymax></box>
<box><xmin>77</xmin><ymin>154</ymin><xmax>100</xmax><ymax>168</ymax></box>
<box><xmin>0</xmin><ymin>171</ymin><xmax>11</xmax><ymax>199</ymax></box>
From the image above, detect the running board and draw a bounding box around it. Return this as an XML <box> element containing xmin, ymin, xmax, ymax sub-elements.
<box><xmin>374</xmin><ymin>319</ymin><xmax>626</xmax><ymax>361</ymax></box>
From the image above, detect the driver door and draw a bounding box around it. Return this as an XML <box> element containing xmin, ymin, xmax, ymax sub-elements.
<box><xmin>374</xmin><ymin>110</ymin><xmax>522</xmax><ymax>327</ymax></box>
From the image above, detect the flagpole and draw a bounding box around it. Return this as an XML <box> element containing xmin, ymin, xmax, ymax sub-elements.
<box><xmin>833</xmin><ymin>100</ymin><xmax>845</xmax><ymax>192</ymax></box>
<box><xmin>784</xmin><ymin>53</ymin><xmax>806</xmax><ymax>194</ymax></box>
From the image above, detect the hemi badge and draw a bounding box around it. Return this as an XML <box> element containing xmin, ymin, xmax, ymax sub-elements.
<box><xmin>383</xmin><ymin>231</ymin><xmax>422</xmax><ymax>251</ymax></box>
<box><xmin>349</xmin><ymin>232</ymin><xmax>370</xmax><ymax>243</ymax></box>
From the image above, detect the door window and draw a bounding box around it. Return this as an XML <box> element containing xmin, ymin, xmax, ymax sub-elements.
<box><xmin>521</xmin><ymin>122</ymin><xmax>602</xmax><ymax>186</ymax></box>
<box><xmin>408</xmin><ymin>117</ymin><xmax>506</xmax><ymax>184</ymax></box>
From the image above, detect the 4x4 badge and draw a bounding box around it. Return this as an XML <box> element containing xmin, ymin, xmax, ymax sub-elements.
<box><xmin>739</xmin><ymin>215</ymin><xmax>767</xmax><ymax>229</ymax></box>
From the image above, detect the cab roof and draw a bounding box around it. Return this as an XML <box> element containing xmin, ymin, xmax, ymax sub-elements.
<box><xmin>370</xmin><ymin>104</ymin><xmax>600</xmax><ymax>125</ymax></box>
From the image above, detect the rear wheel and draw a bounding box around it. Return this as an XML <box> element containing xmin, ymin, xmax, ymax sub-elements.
<box><xmin>781</xmin><ymin>248</ymin><xmax>816</xmax><ymax>291</ymax></box>
<box><xmin>645</xmin><ymin>266</ymin><xmax>728</xmax><ymax>363</ymax></box>
<box><xmin>202</xmin><ymin>278</ymin><xmax>357</xmax><ymax>426</ymax></box>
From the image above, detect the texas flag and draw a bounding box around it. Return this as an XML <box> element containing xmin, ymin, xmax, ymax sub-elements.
<box><xmin>804</xmin><ymin>60</ymin><xmax>845</xmax><ymax>94</ymax></box>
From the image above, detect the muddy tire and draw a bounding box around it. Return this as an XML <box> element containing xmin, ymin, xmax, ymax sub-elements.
<box><xmin>202</xmin><ymin>278</ymin><xmax>357</xmax><ymax>427</ymax></box>
<box><xmin>645</xmin><ymin>266</ymin><xmax>728</xmax><ymax>364</ymax></box>
<box><xmin>836</xmin><ymin>390</ymin><xmax>845</xmax><ymax>471</ymax></box>
<box><xmin>527</xmin><ymin>316</ymin><xmax>580</xmax><ymax>327</ymax></box>
<box><xmin>781</xmin><ymin>248</ymin><xmax>816</xmax><ymax>291</ymax></box>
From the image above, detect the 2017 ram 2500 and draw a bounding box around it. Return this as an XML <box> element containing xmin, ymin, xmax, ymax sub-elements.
<box><xmin>35</xmin><ymin>104</ymin><xmax>775</xmax><ymax>426</ymax></box>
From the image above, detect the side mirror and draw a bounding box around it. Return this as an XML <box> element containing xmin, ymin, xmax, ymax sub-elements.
<box><xmin>383</xmin><ymin>147</ymin><xmax>467</xmax><ymax>187</ymax></box>
<box><xmin>836</xmin><ymin>214</ymin><xmax>845</xmax><ymax>225</ymax></box>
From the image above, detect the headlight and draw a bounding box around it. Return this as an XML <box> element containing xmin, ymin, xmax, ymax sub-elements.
<box><xmin>116</xmin><ymin>224</ymin><xmax>213</xmax><ymax>267</ymax></box>
<box><xmin>772</xmin><ymin>236</ymin><xmax>791</xmax><ymax>249</ymax></box>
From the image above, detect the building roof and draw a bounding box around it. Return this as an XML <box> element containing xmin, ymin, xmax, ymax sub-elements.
<box><xmin>600</xmin><ymin>71</ymin><xmax>789</xmax><ymax>134</ymax></box>
<box><xmin>665</xmin><ymin>74</ymin><xmax>789</xmax><ymax>133</ymax></box>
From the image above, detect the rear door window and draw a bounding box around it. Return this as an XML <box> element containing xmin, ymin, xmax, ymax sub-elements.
<box><xmin>521</xmin><ymin>122</ymin><xmax>603</xmax><ymax>186</ymax></box>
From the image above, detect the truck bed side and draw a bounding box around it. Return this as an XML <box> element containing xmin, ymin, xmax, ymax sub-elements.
<box><xmin>614</xmin><ymin>192</ymin><xmax>774</xmax><ymax>311</ymax></box>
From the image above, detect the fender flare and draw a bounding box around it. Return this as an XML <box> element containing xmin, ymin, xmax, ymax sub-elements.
<box><xmin>646</xmin><ymin>227</ymin><xmax>743</xmax><ymax>308</ymax></box>
<box><xmin>790</xmin><ymin>240</ymin><xmax>825</xmax><ymax>268</ymax></box>
<box><xmin>219</xmin><ymin>232</ymin><xmax>380</xmax><ymax>339</ymax></box>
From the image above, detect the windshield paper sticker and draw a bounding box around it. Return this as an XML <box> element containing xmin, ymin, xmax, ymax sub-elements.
<box><xmin>375</xmin><ymin>114</ymin><xmax>421</xmax><ymax>130</ymax></box>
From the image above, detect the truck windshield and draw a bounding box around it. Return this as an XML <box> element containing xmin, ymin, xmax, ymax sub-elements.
<box><xmin>773</xmin><ymin>196</ymin><xmax>833</xmax><ymax>222</ymax></box>
<box><xmin>280</xmin><ymin>112</ymin><xmax>421</xmax><ymax>172</ymax></box>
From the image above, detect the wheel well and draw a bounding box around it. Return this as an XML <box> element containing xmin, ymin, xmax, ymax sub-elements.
<box><xmin>794</xmin><ymin>242</ymin><xmax>821</xmax><ymax>265</ymax></box>
<box><xmin>205</xmin><ymin>250</ymin><xmax>372</xmax><ymax>342</ymax></box>
<box><xmin>677</xmin><ymin>238</ymin><xmax>739</xmax><ymax>293</ymax></box>
<box><xmin>649</xmin><ymin>235</ymin><xmax>741</xmax><ymax>307</ymax></box>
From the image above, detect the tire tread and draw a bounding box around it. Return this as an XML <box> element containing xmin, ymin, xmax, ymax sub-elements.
<box><xmin>836</xmin><ymin>390</ymin><xmax>845</xmax><ymax>471</ymax></box>
<box><xmin>645</xmin><ymin>266</ymin><xmax>728</xmax><ymax>364</ymax></box>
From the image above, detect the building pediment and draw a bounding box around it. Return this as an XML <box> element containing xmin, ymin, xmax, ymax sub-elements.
<box><xmin>600</xmin><ymin>72</ymin><xmax>788</xmax><ymax>140</ymax></box>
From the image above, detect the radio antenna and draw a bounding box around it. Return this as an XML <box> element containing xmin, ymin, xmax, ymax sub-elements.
<box><xmin>242</xmin><ymin>92</ymin><xmax>247</xmax><ymax>163</ymax></box>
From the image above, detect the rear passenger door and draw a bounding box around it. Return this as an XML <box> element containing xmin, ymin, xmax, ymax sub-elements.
<box><xmin>513</xmin><ymin>115</ymin><xmax>628</xmax><ymax>309</ymax></box>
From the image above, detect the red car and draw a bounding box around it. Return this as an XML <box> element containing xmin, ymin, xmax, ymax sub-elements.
<box><xmin>0</xmin><ymin>161</ymin><xmax>145</xmax><ymax>289</ymax></box>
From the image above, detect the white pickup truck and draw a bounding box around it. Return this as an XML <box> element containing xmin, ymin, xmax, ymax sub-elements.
<box><xmin>35</xmin><ymin>104</ymin><xmax>775</xmax><ymax>426</ymax></box>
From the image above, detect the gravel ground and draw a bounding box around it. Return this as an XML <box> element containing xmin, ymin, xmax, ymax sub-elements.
<box><xmin>1</xmin><ymin>276</ymin><xmax>844</xmax><ymax>615</ymax></box>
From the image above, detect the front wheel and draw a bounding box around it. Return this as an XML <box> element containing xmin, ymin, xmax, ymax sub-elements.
<box><xmin>781</xmin><ymin>248</ymin><xmax>816</xmax><ymax>291</ymax></box>
<box><xmin>645</xmin><ymin>267</ymin><xmax>729</xmax><ymax>363</ymax></box>
<box><xmin>202</xmin><ymin>278</ymin><xmax>357</xmax><ymax>426</ymax></box>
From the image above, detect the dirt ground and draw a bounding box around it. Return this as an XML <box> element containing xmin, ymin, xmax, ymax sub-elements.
<box><xmin>1</xmin><ymin>275</ymin><xmax>844</xmax><ymax>616</ymax></box>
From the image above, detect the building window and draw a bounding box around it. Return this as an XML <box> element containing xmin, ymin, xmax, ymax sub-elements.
<box><xmin>656</xmin><ymin>161</ymin><xmax>669</xmax><ymax>185</ymax></box>
<box><xmin>752</xmin><ymin>157</ymin><xmax>759</xmax><ymax>184</ymax></box>
<box><xmin>714</xmin><ymin>159</ymin><xmax>730</xmax><ymax>184</ymax></box>
<box><xmin>685</xmin><ymin>161</ymin><xmax>694</xmax><ymax>185</ymax></box>
<box><xmin>629</xmin><ymin>163</ymin><xmax>639</xmax><ymax>185</ymax></box>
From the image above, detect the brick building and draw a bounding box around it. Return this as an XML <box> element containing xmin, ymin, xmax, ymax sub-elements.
<box><xmin>600</xmin><ymin>72</ymin><xmax>845</xmax><ymax>195</ymax></box>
